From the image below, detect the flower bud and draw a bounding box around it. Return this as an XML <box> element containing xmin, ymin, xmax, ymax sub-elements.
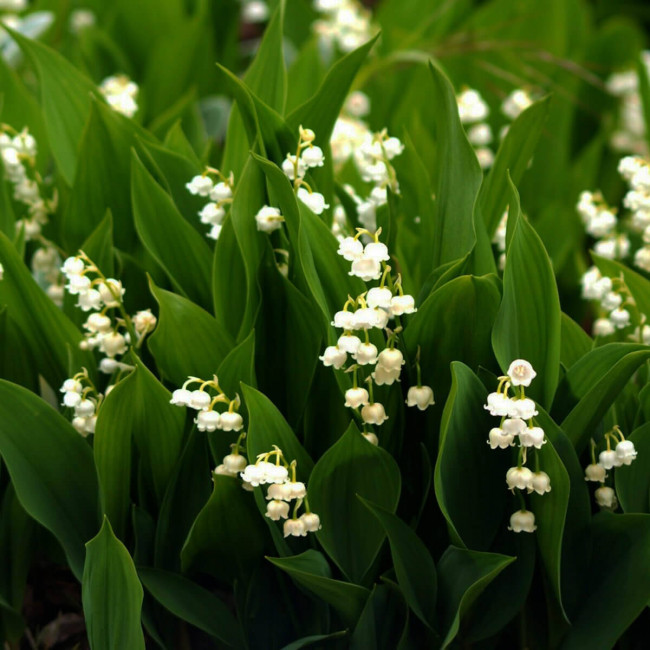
<box><xmin>406</xmin><ymin>385</ymin><xmax>434</xmax><ymax>411</ymax></box>
<box><xmin>506</xmin><ymin>466</ymin><xmax>533</xmax><ymax>491</ymax></box>
<box><xmin>361</xmin><ymin>402</ymin><xmax>388</xmax><ymax>425</ymax></box>
<box><xmin>220</xmin><ymin>411</ymin><xmax>244</xmax><ymax>432</ymax></box>
<box><xmin>595</xmin><ymin>486</ymin><xmax>618</xmax><ymax>510</ymax></box>
<box><xmin>508</xmin><ymin>509</ymin><xmax>537</xmax><ymax>533</ymax></box>
<box><xmin>584</xmin><ymin>463</ymin><xmax>607</xmax><ymax>482</ymax></box>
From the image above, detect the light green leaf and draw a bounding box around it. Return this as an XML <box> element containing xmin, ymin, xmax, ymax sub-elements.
<box><xmin>0</xmin><ymin>380</ymin><xmax>99</xmax><ymax>580</ymax></box>
<box><xmin>131</xmin><ymin>150</ymin><xmax>213</xmax><ymax>307</ymax></box>
<box><xmin>268</xmin><ymin>550</ymin><xmax>369</xmax><ymax>628</ymax></box>
<box><xmin>492</xmin><ymin>178</ymin><xmax>561</xmax><ymax>409</ymax></box>
<box><xmin>138</xmin><ymin>568</ymin><xmax>244</xmax><ymax>649</ymax></box>
<box><xmin>308</xmin><ymin>422</ymin><xmax>401</xmax><ymax>583</ymax></box>
<box><xmin>560</xmin><ymin>313</ymin><xmax>593</xmax><ymax>369</ymax></box>
<box><xmin>82</xmin><ymin>517</ymin><xmax>145</xmax><ymax>650</ymax></box>
<box><xmin>147</xmin><ymin>279</ymin><xmax>233</xmax><ymax>386</ymax></box>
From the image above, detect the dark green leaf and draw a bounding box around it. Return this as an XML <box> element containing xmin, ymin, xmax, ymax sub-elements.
<box><xmin>350</xmin><ymin>584</ymin><xmax>408</xmax><ymax>650</ymax></box>
<box><xmin>560</xmin><ymin>313</ymin><xmax>592</xmax><ymax>369</ymax></box>
<box><xmin>616</xmin><ymin>422</ymin><xmax>650</xmax><ymax>513</ymax></box>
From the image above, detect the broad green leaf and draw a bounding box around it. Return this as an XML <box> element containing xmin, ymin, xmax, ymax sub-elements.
<box><xmin>286</xmin><ymin>36</ymin><xmax>378</xmax><ymax>143</ymax></box>
<box><xmin>281</xmin><ymin>631</ymin><xmax>348</xmax><ymax>650</ymax></box>
<box><xmin>82</xmin><ymin>517</ymin><xmax>145</xmax><ymax>650</ymax></box>
<box><xmin>359</xmin><ymin>498</ymin><xmax>437</xmax><ymax>630</ymax></box>
<box><xmin>0</xmin><ymin>380</ymin><xmax>99</xmax><ymax>580</ymax></box>
<box><xmin>242</xmin><ymin>383</ymin><xmax>314</xmax><ymax>474</ymax></box>
<box><xmin>216</xmin><ymin>328</ymin><xmax>257</xmax><ymax>398</ymax></box>
<box><xmin>436</xmin><ymin>546</ymin><xmax>514</xmax><ymax>649</ymax></box>
<box><xmin>81</xmin><ymin>211</ymin><xmax>115</xmax><ymax>279</ymax></box>
<box><xmin>492</xmin><ymin>178</ymin><xmax>561</xmax><ymax>409</ymax></box>
<box><xmin>139</xmin><ymin>568</ymin><xmax>244</xmax><ymax>649</ymax></box>
<box><xmin>268</xmin><ymin>550</ymin><xmax>369</xmax><ymax>628</ymax></box>
<box><xmin>350</xmin><ymin>584</ymin><xmax>408</xmax><ymax>650</ymax></box>
<box><xmin>131</xmin><ymin>150</ymin><xmax>213</xmax><ymax>307</ymax></box>
<box><xmin>0</xmin><ymin>306</ymin><xmax>37</xmax><ymax>391</ymax></box>
<box><xmin>477</xmin><ymin>97</ymin><xmax>551</xmax><ymax>236</ymax></box>
<box><xmin>308</xmin><ymin>422</ymin><xmax>401</xmax><ymax>584</ymax></box>
<box><xmin>63</xmin><ymin>100</ymin><xmax>153</xmax><ymax>250</ymax></box>
<box><xmin>181</xmin><ymin>475</ymin><xmax>267</xmax><ymax>583</ymax></box>
<box><xmin>428</xmin><ymin>62</ymin><xmax>483</xmax><ymax>269</ymax></box>
<box><xmin>147</xmin><ymin>280</ymin><xmax>233</xmax><ymax>386</ymax></box>
<box><xmin>560</xmin><ymin>313</ymin><xmax>592</xmax><ymax>369</ymax></box>
<box><xmin>561</xmin><ymin>513</ymin><xmax>650</xmax><ymax>649</ymax></box>
<box><xmin>99</xmin><ymin>358</ymin><xmax>184</xmax><ymax>507</ymax></box>
<box><xmin>434</xmin><ymin>362</ymin><xmax>509</xmax><ymax>550</ymax></box>
<box><xmin>8</xmin><ymin>28</ymin><xmax>102</xmax><ymax>184</ymax></box>
<box><xmin>0</xmin><ymin>231</ymin><xmax>93</xmax><ymax>389</ymax></box>
<box><xmin>559</xmin><ymin>345</ymin><xmax>650</xmax><ymax>451</ymax></box>
<box><xmin>615</xmin><ymin>422</ymin><xmax>650</xmax><ymax>513</ymax></box>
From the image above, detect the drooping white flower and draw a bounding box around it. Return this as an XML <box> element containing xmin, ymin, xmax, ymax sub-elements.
<box><xmin>255</xmin><ymin>206</ymin><xmax>284</xmax><ymax>233</ymax></box>
<box><xmin>457</xmin><ymin>88</ymin><xmax>489</xmax><ymax>124</ymax></box>
<box><xmin>60</xmin><ymin>379</ymin><xmax>83</xmax><ymax>397</ymax></box>
<box><xmin>353</xmin><ymin>307</ymin><xmax>383</xmax><ymax>330</ymax></box>
<box><xmin>609</xmin><ymin>307</ymin><xmax>631</xmax><ymax>329</ymax></box>
<box><xmin>133</xmin><ymin>309</ymin><xmax>157</xmax><ymax>335</ymax></box>
<box><xmin>319</xmin><ymin>346</ymin><xmax>347</xmax><ymax>369</ymax></box>
<box><xmin>282</xmin><ymin>155</ymin><xmax>306</xmax><ymax>181</ymax></box>
<box><xmin>616</xmin><ymin>439</ymin><xmax>637</xmax><ymax>465</ymax></box>
<box><xmin>350</xmin><ymin>257</ymin><xmax>382</xmax><ymax>281</ymax></box>
<box><xmin>501</xmin><ymin>418</ymin><xmax>527</xmax><ymax>436</ymax></box>
<box><xmin>337</xmin><ymin>236</ymin><xmax>363</xmax><ymax>261</ymax></box>
<box><xmin>584</xmin><ymin>463</ymin><xmax>607</xmax><ymax>482</ymax></box>
<box><xmin>301</xmin><ymin>146</ymin><xmax>325</xmax><ymax>168</ymax></box>
<box><xmin>390</xmin><ymin>295</ymin><xmax>416</xmax><ymax>316</ymax></box>
<box><xmin>519</xmin><ymin>426</ymin><xmax>546</xmax><ymax>449</ymax></box>
<box><xmin>366</xmin><ymin>287</ymin><xmax>393</xmax><ymax>309</ymax></box>
<box><xmin>195</xmin><ymin>410</ymin><xmax>221</xmax><ymax>432</ymax></box>
<box><xmin>598</xmin><ymin>449</ymin><xmax>621</xmax><ymax>470</ymax></box>
<box><xmin>487</xmin><ymin>427</ymin><xmax>515</xmax><ymax>449</ymax></box>
<box><xmin>593</xmin><ymin>318</ymin><xmax>615</xmax><ymax>337</ymax></box>
<box><xmin>506</xmin><ymin>466</ymin><xmax>534</xmax><ymax>491</ymax></box>
<box><xmin>344</xmin><ymin>387</ymin><xmax>369</xmax><ymax>408</ymax></box>
<box><xmin>376</xmin><ymin>348</ymin><xmax>404</xmax><ymax>371</ymax></box>
<box><xmin>363</xmin><ymin>242</ymin><xmax>390</xmax><ymax>262</ymax></box>
<box><xmin>355</xmin><ymin>342</ymin><xmax>378</xmax><ymax>365</ymax></box>
<box><xmin>361</xmin><ymin>402</ymin><xmax>388</xmax><ymax>425</ymax></box>
<box><xmin>406</xmin><ymin>385</ymin><xmax>434</xmax><ymax>411</ymax></box>
<box><xmin>220</xmin><ymin>411</ymin><xmax>244</xmax><ymax>432</ymax></box>
<box><xmin>199</xmin><ymin>203</ymin><xmax>226</xmax><ymax>226</ymax></box>
<box><xmin>508</xmin><ymin>509</ymin><xmax>537</xmax><ymax>533</ymax></box>
<box><xmin>529</xmin><ymin>471</ymin><xmax>552</xmax><ymax>495</ymax></box>
<box><xmin>594</xmin><ymin>485</ymin><xmax>618</xmax><ymax>509</ymax></box>
<box><xmin>283</xmin><ymin>518</ymin><xmax>307</xmax><ymax>537</ymax></box>
<box><xmin>508</xmin><ymin>398</ymin><xmax>538</xmax><ymax>420</ymax></box>
<box><xmin>100</xmin><ymin>332</ymin><xmax>128</xmax><ymax>358</ymax></box>
<box><xmin>337</xmin><ymin>334</ymin><xmax>361</xmax><ymax>353</ymax></box>
<box><xmin>186</xmin><ymin>175</ymin><xmax>214</xmax><ymax>197</ymax></box>
<box><xmin>507</xmin><ymin>359</ymin><xmax>536</xmax><ymax>386</ymax></box>
<box><xmin>97</xmin><ymin>279</ymin><xmax>124</xmax><ymax>308</ymax></box>
<box><xmin>266</xmin><ymin>500</ymin><xmax>290</xmax><ymax>521</ymax></box>
<box><xmin>209</xmin><ymin>182</ymin><xmax>233</xmax><ymax>202</ymax></box>
<box><xmin>170</xmin><ymin>388</ymin><xmax>192</xmax><ymax>407</ymax></box>
<box><xmin>372</xmin><ymin>364</ymin><xmax>401</xmax><ymax>386</ymax></box>
<box><xmin>297</xmin><ymin>187</ymin><xmax>329</xmax><ymax>214</ymax></box>
<box><xmin>222</xmin><ymin>453</ymin><xmax>247</xmax><ymax>473</ymax></box>
<box><xmin>74</xmin><ymin>399</ymin><xmax>96</xmax><ymax>418</ymax></box>
<box><xmin>189</xmin><ymin>390</ymin><xmax>211</xmax><ymax>410</ymax></box>
<box><xmin>501</xmin><ymin>89</ymin><xmax>534</xmax><ymax>120</ymax></box>
<box><xmin>484</xmin><ymin>392</ymin><xmax>512</xmax><ymax>417</ymax></box>
<box><xmin>300</xmin><ymin>512</ymin><xmax>322</xmax><ymax>532</ymax></box>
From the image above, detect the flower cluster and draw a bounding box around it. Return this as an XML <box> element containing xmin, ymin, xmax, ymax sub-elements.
<box><xmin>330</xmin><ymin>91</ymin><xmax>371</xmax><ymax>170</ymax></box>
<box><xmin>313</xmin><ymin>0</ymin><xmax>372</xmax><ymax>55</ymax></box>
<box><xmin>320</xmin><ymin>228</ymin><xmax>432</xmax><ymax>444</ymax></box>
<box><xmin>186</xmin><ymin>167</ymin><xmax>235</xmax><ymax>241</ymax></box>
<box><xmin>577</xmin><ymin>190</ymin><xmax>629</xmax><ymax>261</ymax></box>
<box><xmin>0</xmin><ymin>125</ymin><xmax>56</xmax><ymax>241</ymax></box>
<box><xmin>456</xmin><ymin>87</ymin><xmax>494</xmax><ymax>169</ymax></box>
<box><xmin>61</xmin><ymin>252</ymin><xmax>156</xmax><ymax>363</ymax></box>
<box><xmin>240</xmin><ymin>447</ymin><xmax>321</xmax><ymax>537</ymax></box>
<box><xmin>606</xmin><ymin>56</ymin><xmax>650</xmax><ymax>156</ymax></box>
<box><xmin>59</xmin><ymin>368</ymin><xmax>103</xmax><ymax>436</ymax></box>
<box><xmin>171</xmin><ymin>375</ymin><xmax>245</xmax><ymax>433</ymax></box>
<box><xmin>484</xmin><ymin>360</ymin><xmax>551</xmax><ymax>533</ymax></box>
<box><xmin>584</xmin><ymin>426</ymin><xmax>637</xmax><ymax>511</ymax></box>
<box><xmin>99</xmin><ymin>75</ymin><xmax>139</xmax><ymax>118</ymax></box>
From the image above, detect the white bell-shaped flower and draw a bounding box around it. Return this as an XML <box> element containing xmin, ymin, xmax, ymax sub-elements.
<box><xmin>170</xmin><ymin>388</ymin><xmax>192</xmax><ymax>407</ymax></box>
<box><xmin>61</xmin><ymin>378</ymin><xmax>83</xmax><ymax>394</ymax></box>
<box><xmin>101</xmin><ymin>332</ymin><xmax>128</xmax><ymax>358</ymax></box>
<box><xmin>223</xmin><ymin>453</ymin><xmax>247</xmax><ymax>473</ymax></box>
<box><xmin>390</xmin><ymin>295</ymin><xmax>416</xmax><ymax>315</ymax></box>
<box><xmin>255</xmin><ymin>206</ymin><xmax>284</xmax><ymax>233</ymax></box>
<box><xmin>195</xmin><ymin>410</ymin><xmax>221</xmax><ymax>432</ymax></box>
<box><xmin>297</xmin><ymin>187</ymin><xmax>329</xmax><ymax>214</ymax></box>
<box><xmin>487</xmin><ymin>427</ymin><xmax>515</xmax><ymax>449</ymax></box>
<box><xmin>501</xmin><ymin>418</ymin><xmax>527</xmax><ymax>436</ymax></box>
<box><xmin>609</xmin><ymin>307</ymin><xmax>631</xmax><ymax>329</ymax></box>
<box><xmin>599</xmin><ymin>449</ymin><xmax>621</xmax><ymax>470</ymax></box>
<box><xmin>484</xmin><ymin>392</ymin><xmax>513</xmax><ymax>417</ymax></box>
<box><xmin>337</xmin><ymin>236</ymin><xmax>363</xmax><ymax>261</ymax></box>
<box><xmin>266</xmin><ymin>500</ymin><xmax>290</xmax><ymax>521</ymax></box>
<box><xmin>85</xmin><ymin>313</ymin><xmax>112</xmax><ymax>333</ymax></box>
<box><xmin>584</xmin><ymin>463</ymin><xmax>607</xmax><ymax>482</ymax></box>
<box><xmin>189</xmin><ymin>390</ymin><xmax>211</xmax><ymax>410</ymax></box>
<box><xmin>508</xmin><ymin>509</ymin><xmax>537</xmax><ymax>533</ymax></box>
<box><xmin>367</xmin><ymin>287</ymin><xmax>393</xmax><ymax>309</ymax></box>
<box><xmin>355</xmin><ymin>342</ymin><xmax>378</xmax><ymax>365</ymax></box>
<box><xmin>283</xmin><ymin>518</ymin><xmax>307</xmax><ymax>537</ymax></box>
<box><xmin>240</xmin><ymin>464</ymin><xmax>266</xmax><ymax>487</ymax></box>
<box><xmin>344</xmin><ymin>387</ymin><xmax>369</xmax><ymax>408</ymax></box>
<box><xmin>282</xmin><ymin>155</ymin><xmax>306</xmax><ymax>180</ymax></box>
<box><xmin>593</xmin><ymin>318</ymin><xmax>615</xmax><ymax>337</ymax></box>
<box><xmin>508</xmin><ymin>398</ymin><xmax>538</xmax><ymax>420</ymax></box>
<box><xmin>74</xmin><ymin>399</ymin><xmax>95</xmax><ymax>418</ymax></box>
<box><xmin>361</xmin><ymin>402</ymin><xmax>388</xmax><ymax>425</ymax></box>
<box><xmin>220</xmin><ymin>411</ymin><xmax>244</xmax><ymax>432</ymax></box>
<box><xmin>97</xmin><ymin>279</ymin><xmax>124</xmax><ymax>308</ymax></box>
<box><xmin>72</xmin><ymin>416</ymin><xmax>87</xmax><ymax>434</ymax></box>
<box><xmin>63</xmin><ymin>391</ymin><xmax>83</xmax><ymax>408</ymax></box>
<box><xmin>301</xmin><ymin>146</ymin><xmax>325</xmax><ymax>168</ymax></box>
<box><xmin>615</xmin><ymin>440</ymin><xmax>637</xmax><ymax>465</ymax></box>
<box><xmin>337</xmin><ymin>334</ymin><xmax>361</xmax><ymax>353</ymax></box>
<box><xmin>99</xmin><ymin>358</ymin><xmax>120</xmax><ymax>374</ymax></box>
<box><xmin>529</xmin><ymin>471</ymin><xmax>552</xmax><ymax>495</ymax></box>
<box><xmin>595</xmin><ymin>486</ymin><xmax>618</xmax><ymax>509</ymax></box>
<box><xmin>363</xmin><ymin>242</ymin><xmax>390</xmax><ymax>262</ymax></box>
<box><xmin>319</xmin><ymin>346</ymin><xmax>347</xmax><ymax>369</ymax></box>
<box><xmin>350</xmin><ymin>257</ymin><xmax>382</xmax><ymax>281</ymax></box>
<box><xmin>506</xmin><ymin>466</ymin><xmax>534</xmax><ymax>491</ymax></box>
<box><xmin>406</xmin><ymin>385</ymin><xmax>434</xmax><ymax>410</ymax></box>
<box><xmin>66</xmin><ymin>274</ymin><xmax>91</xmax><ymax>295</ymax></box>
<box><xmin>332</xmin><ymin>310</ymin><xmax>356</xmax><ymax>329</ymax></box>
<box><xmin>209</xmin><ymin>182</ymin><xmax>232</xmax><ymax>202</ymax></box>
<box><xmin>377</xmin><ymin>348</ymin><xmax>404</xmax><ymax>371</ymax></box>
<box><xmin>199</xmin><ymin>203</ymin><xmax>226</xmax><ymax>226</ymax></box>
<box><xmin>61</xmin><ymin>256</ymin><xmax>85</xmax><ymax>276</ymax></box>
<box><xmin>601</xmin><ymin>291</ymin><xmax>622</xmax><ymax>311</ymax></box>
<box><xmin>372</xmin><ymin>364</ymin><xmax>401</xmax><ymax>386</ymax></box>
<box><xmin>186</xmin><ymin>175</ymin><xmax>214</xmax><ymax>196</ymax></box>
<box><xmin>300</xmin><ymin>512</ymin><xmax>322</xmax><ymax>532</ymax></box>
<box><xmin>353</xmin><ymin>307</ymin><xmax>382</xmax><ymax>330</ymax></box>
<box><xmin>77</xmin><ymin>289</ymin><xmax>102</xmax><ymax>312</ymax></box>
<box><xmin>507</xmin><ymin>360</ymin><xmax>536</xmax><ymax>386</ymax></box>
<box><xmin>214</xmin><ymin>464</ymin><xmax>237</xmax><ymax>477</ymax></box>
<box><xmin>519</xmin><ymin>426</ymin><xmax>546</xmax><ymax>449</ymax></box>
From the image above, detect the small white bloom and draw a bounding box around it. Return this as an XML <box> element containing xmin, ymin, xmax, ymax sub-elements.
<box><xmin>507</xmin><ymin>359</ymin><xmax>536</xmax><ymax>386</ymax></box>
<box><xmin>372</xmin><ymin>364</ymin><xmax>401</xmax><ymax>386</ymax></box>
<box><xmin>601</xmin><ymin>292</ymin><xmax>622</xmax><ymax>311</ymax></box>
<box><xmin>66</xmin><ymin>274</ymin><xmax>91</xmax><ymax>295</ymax></box>
<box><xmin>170</xmin><ymin>388</ymin><xmax>192</xmax><ymax>407</ymax></box>
<box><xmin>345</xmin><ymin>91</ymin><xmax>370</xmax><ymax>117</ymax></box>
<box><xmin>508</xmin><ymin>509</ymin><xmax>537</xmax><ymax>533</ymax></box>
<box><xmin>240</xmin><ymin>464</ymin><xmax>266</xmax><ymax>487</ymax></box>
<box><xmin>74</xmin><ymin>399</ymin><xmax>95</xmax><ymax>418</ymax></box>
<box><xmin>350</xmin><ymin>257</ymin><xmax>382</xmax><ymax>281</ymax></box>
<box><xmin>487</xmin><ymin>427</ymin><xmax>515</xmax><ymax>449</ymax></box>
<box><xmin>214</xmin><ymin>464</ymin><xmax>237</xmax><ymax>477</ymax></box>
<box><xmin>501</xmin><ymin>418</ymin><xmax>527</xmax><ymax>436</ymax></box>
<box><xmin>61</xmin><ymin>378</ymin><xmax>83</xmax><ymax>394</ymax></box>
<box><xmin>97</xmin><ymin>279</ymin><xmax>124</xmax><ymax>308</ymax></box>
<box><xmin>337</xmin><ymin>334</ymin><xmax>361</xmax><ymax>353</ymax></box>
<box><xmin>282</xmin><ymin>155</ymin><xmax>306</xmax><ymax>181</ymax></box>
<box><xmin>609</xmin><ymin>307</ymin><xmax>631</xmax><ymax>329</ymax></box>
<box><xmin>300</xmin><ymin>512</ymin><xmax>322</xmax><ymax>532</ymax></box>
<box><xmin>508</xmin><ymin>398</ymin><xmax>538</xmax><ymax>420</ymax></box>
<box><xmin>593</xmin><ymin>318</ymin><xmax>615</xmax><ymax>337</ymax></box>
<box><xmin>297</xmin><ymin>188</ymin><xmax>329</xmax><ymax>214</ymax></box>
<box><xmin>353</xmin><ymin>307</ymin><xmax>382</xmax><ymax>330</ymax></box>
<box><xmin>207</xmin><ymin>224</ymin><xmax>223</xmax><ymax>240</ymax></box>
<box><xmin>457</xmin><ymin>88</ymin><xmax>489</xmax><ymax>124</ymax></box>
<box><xmin>584</xmin><ymin>463</ymin><xmax>607</xmax><ymax>482</ymax></box>
<box><xmin>467</xmin><ymin>123</ymin><xmax>493</xmax><ymax>146</ymax></box>
<box><xmin>390</xmin><ymin>294</ymin><xmax>417</xmax><ymax>316</ymax></box>
<box><xmin>266</xmin><ymin>500</ymin><xmax>290</xmax><ymax>521</ymax></box>
<box><xmin>361</xmin><ymin>402</ymin><xmax>389</xmax><ymax>425</ymax></box>
<box><xmin>133</xmin><ymin>309</ymin><xmax>157</xmax><ymax>334</ymax></box>
<box><xmin>195</xmin><ymin>410</ymin><xmax>221</xmax><ymax>432</ymax></box>
<box><xmin>61</xmin><ymin>256</ymin><xmax>85</xmax><ymax>276</ymax></box>
<box><xmin>242</xmin><ymin>0</ymin><xmax>270</xmax><ymax>23</ymax></box>
<box><xmin>362</xmin><ymin>431</ymin><xmax>379</xmax><ymax>445</ymax></box>
<box><xmin>301</xmin><ymin>146</ymin><xmax>325</xmax><ymax>168</ymax></box>
<box><xmin>506</xmin><ymin>466</ymin><xmax>534</xmax><ymax>491</ymax></box>
<box><xmin>594</xmin><ymin>486</ymin><xmax>618</xmax><ymax>510</ymax></box>
<box><xmin>255</xmin><ymin>206</ymin><xmax>284</xmax><ymax>233</ymax></box>
<box><xmin>319</xmin><ymin>346</ymin><xmax>347</xmax><ymax>369</ymax></box>
<box><xmin>63</xmin><ymin>391</ymin><xmax>82</xmax><ymax>408</ymax></box>
<box><xmin>332</xmin><ymin>310</ymin><xmax>356</xmax><ymax>329</ymax></box>
<box><xmin>189</xmin><ymin>390</ymin><xmax>211</xmax><ymax>410</ymax></box>
<box><xmin>101</xmin><ymin>332</ymin><xmax>128</xmax><ymax>358</ymax></box>
<box><xmin>344</xmin><ymin>387</ymin><xmax>369</xmax><ymax>408</ymax></box>
<box><xmin>376</xmin><ymin>348</ymin><xmax>404</xmax><ymax>371</ymax></box>
<box><xmin>85</xmin><ymin>313</ymin><xmax>112</xmax><ymax>333</ymax></box>
<box><xmin>223</xmin><ymin>453</ymin><xmax>247</xmax><ymax>473</ymax></box>
<box><xmin>406</xmin><ymin>385</ymin><xmax>434</xmax><ymax>410</ymax></box>
<box><xmin>77</xmin><ymin>289</ymin><xmax>102</xmax><ymax>312</ymax></box>
<box><xmin>355</xmin><ymin>342</ymin><xmax>378</xmax><ymax>365</ymax></box>
<box><xmin>72</xmin><ymin>416</ymin><xmax>87</xmax><ymax>434</ymax></box>
<box><xmin>283</xmin><ymin>518</ymin><xmax>307</xmax><ymax>537</ymax></box>
<box><xmin>99</xmin><ymin>358</ymin><xmax>120</xmax><ymax>374</ymax></box>
<box><xmin>337</xmin><ymin>236</ymin><xmax>363</xmax><ymax>261</ymax></box>
<box><xmin>598</xmin><ymin>449</ymin><xmax>621</xmax><ymax>470</ymax></box>
<box><xmin>220</xmin><ymin>411</ymin><xmax>244</xmax><ymax>432</ymax></box>
<box><xmin>615</xmin><ymin>440</ymin><xmax>637</xmax><ymax>465</ymax></box>
<box><xmin>519</xmin><ymin>426</ymin><xmax>546</xmax><ymax>449</ymax></box>
<box><xmin>209</xmin><ymin>182</ymin><xmax>232</xmax><ymax>202</ymax></box>
<box><xmin>366</xmin><ymin>287</ymin><xmax>392</xmax><ymax>309</ymax></box>
<box><xmin>363</xmin><ymin>242</ymin><xmax>390</xmax><ymax>262</ymax></box>
<box><xmin>186</xmin><ymin>175</ymin><xmax>214</xmax><ymax>196</ymax></box>
<box><xmin>199</xmin><ymin>203</ymin><xmax>226</xmax><ymax>226</ymax></box>
<box><xmin>382</xmin><ymin>137</ymin><xmax>404</xmax><ymax>159</ymax></box>
<box><xmin>484</xmin><ymin>392</ymin><xmax>512</xmax><ymax>417</ymax></box>
<box><xmin>529</xmin><ymin>471</ymin><xmax>552</xmax><ymax>495</ymax></box>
